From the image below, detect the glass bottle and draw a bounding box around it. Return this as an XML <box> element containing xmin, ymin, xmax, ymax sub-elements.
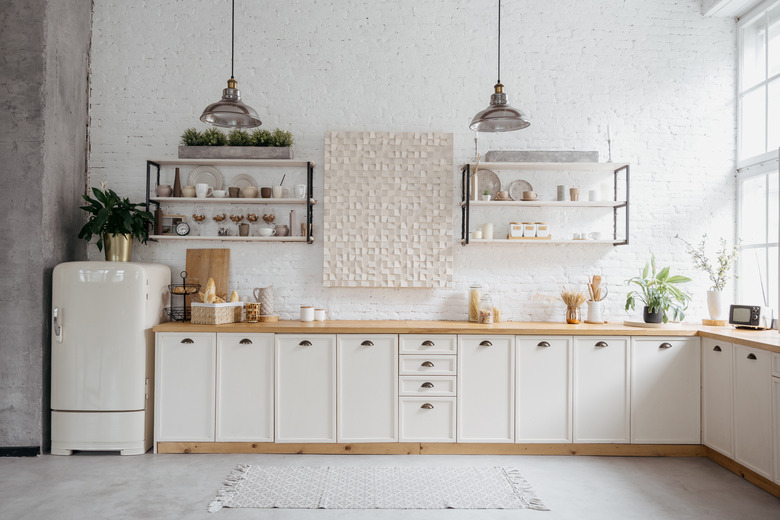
<box><xmin>479</xmin><ymin>293</ymin><xmax>494</xmax><ymax>324</ymax></box>
<box><xmin>566</xmin><ymin>305</ymin><xmax>581</xmax><ymax>324</ymax></box>
<box><xmin>469</xmin><ymin>284</ymin><xmax>482</xmax><ymax>322</ymax></box>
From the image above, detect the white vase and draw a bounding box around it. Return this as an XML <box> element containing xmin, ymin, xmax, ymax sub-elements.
<box><xmin>706</xmin><ymin>290</ymin><xmax>728</xmax><ymax>321</ymax></box>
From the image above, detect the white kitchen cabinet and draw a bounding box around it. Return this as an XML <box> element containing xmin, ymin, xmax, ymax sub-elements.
<box><xmin>773</xmin><ymin>368</ymin><xmax>780</xmax><ymax>485</ymax></box>
<box><xmin>400</xmin><ymin>397</ymin><xmax>457</xmax><ymax>442</ymax></box>
<box><xmin>702</xmin><ymin>339</ymin><xmax>734</xmax><ymax>458</ymax></box>
<box><xmin>399</xmin><ymin>335</ymin><xmax>457</xmax><ymax>354</ymax></box>
<box><xmin>216</xmin><ymin>333</ymin><xmax>274</xmax><ymax>442</ymax></box>
<box><xmin>457</xmin><ymin>335</ymin><xmax>514</xmax><ymax>443</ymax></box>
<box><xmin>733</xmin><ymin>344</ymin><xmax>773</xmax><ymax>479</ymax></box>
<box><xmin>516</xmin><ymin>336</ymin><xmax>572</xmax><ymax>443</ymax></box>
<box><xmin>399</xmin><ymin>354</ymin><xmax>457</xmax><ymax>376</ymax></box>
<box><xmin>631</xmin><ymin>337</ymin><xmax>700</xmax><ymax>444</ymax></box>
<box><xmin>275</xmin><ymin>334</ymin><xmax>337</xmax><ymax>443</ymax></box>
<box><xmin>573</xmin><ymin>337</ymin><xmax>630</xmax><ymax>443</ymax></box>
<box><xmin>337</xmin><ymin>334</ymin><xmax>398</xmax><ymax>443</ymax></box>
<box><xmin>154</xmin><ymin>332</ymin><xmax>216</xmax><ymax>444</ymax></box>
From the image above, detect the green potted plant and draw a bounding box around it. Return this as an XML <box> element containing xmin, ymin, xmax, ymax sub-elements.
<box><xmin>676</xmin><ymin>235</ymin><xmax>739</xmax><ymax>321</ymax></box>
<box><xmin>178</xmin><ymin>127</ymin><xmax>294</xmax><ymax>159</ymax></box>
<box><xmin>78</xmin><ymin>186</ymin><xmax>155</xmax><ymax>262</ymax></box>
<box><xmin>625</xmin><ymin>255</ymin><xmax>692</xmax><ymax>323</ymax></box>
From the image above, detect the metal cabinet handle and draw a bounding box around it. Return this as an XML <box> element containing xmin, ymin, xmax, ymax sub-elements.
<box><xmin>713</xmin><ymin>345</ymin><xmax>722</xmax><ymax>352</ymax></box>
<box><xmin>181</xmin><ymin>338</ymin><xmax>194</xmax><ymax>344</ymax></box>
<box><xmin>421</xmin><ymin>340</ymin><xmax>435</xmax><ymax>347</ymax></box>
<box><xmin>595</xmin><ymin>341</ymin><xmax>609</xmax><ymax>347</ymax></box>
<box><xmin>421</xmin><ymin>361</ymin><xmax>434</xmax><ymax>367</ymax></box>
<box><xmin>421</xmin><ymin>382</ymin><xmax>434</xmax><ymax>388</ymax></box>
<box><xmin>659</xmin><ymin>342</ymin><xmax>672</xmax><ymax>349</ymax></box>
<box><xmin>747</xmin><ymin>353</ymin><xmax>757</xmax><ymax>360</ymax></box>
<box><xmin>239</xmin><ymin>338</ymin><xmax>252</xmax><ymax>345</ymax></box>
<box><xmin>421</xmin><ymin>403</ymin><xmax>434</xmax><ymax>409</ymax></box>
<box><xmin>53</xmin><ymin>307</ymin><xmax>62</xmax><ymax>338</ymax></box>
<box><xmin>361</xmin><ymin>340</ymin><xmax>374</xmax><ymax>347</ymax></box>
<box><xmin>479</xmin><ymin>340</ymin><xmax>493</xmax><ymax>347</ymax></box>
<box><xmin>537</xmin><ymin>341</ymin><xmax>551</xmax><ymax>348</ymax></box>
<box><xmin>299</xmin><ymin>340</ymin><xmax>312</xmax><ymax>347</ymax></box>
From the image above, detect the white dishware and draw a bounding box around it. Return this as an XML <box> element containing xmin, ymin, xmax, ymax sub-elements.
<box><xmin>557</xmin><ymin>185</ymin><xmax>568</xmax><ymax>201</ymax></box>
<box><xmin>482</xmin><ymin>222</ymin><xmax>494</xmax><ymax>240</ymax></box>
<box><xmin>314</xmin><ymin>309</ymin><xmax>326</xmax><ymax>321</ymax></box>
<box><xmin>257</xmin><ymin>227</ymin><xmax>276</xmax><ymax>237</ymax></box>
<box><xmin>273</xmin><ymin>186</ymin><xmax>283</xmax><ymax>198</ymax></box>
<box><xmin>188</xmin><ymin>165</ymin><xmax>224</xmax><ymax>190</ymax></box>
<box><xmin>196</xmin><ymin>183</ymin><xmax>213</xmax><ymax>198</ymax></box>
<box><xmin>300</xmin><ymin>306</ymin><xmax>314</xmax><ymax>322</ymax></box>
<box><xmin>572</xmin><ymin>232</ymin><xmax>583</xmax><ymax>240</ymax></box>
<box><xmin>472</xmin><ymin>230</ymin><xmax>483</xmax><ymax>240</ymax></box>
<box><xmin>295</xmin><ymin>184</ymin><xmax>306</xmax><ymax>198</ymax></box>
<box><xmin>475</xmin><ymin>169</ymin><xmax>501</xmax><ymax>200</ymax></box>
<box><xmin>229</xmin><ymin>173</ymin><xmax>257</xmax><ymax>190</ymax></box>
<box><xmin>212</xmin><ymin>190</ymin><xmax>227</xmax><ymax>198</ymax></box>
<box><xmin>241</xmin><ymin>186</ymin><xmax>258</xmax><ymax>198</ymax></box>
<box><xmin>588</xmin><ymin>189</ymin><xmax>599</xmax><ymax>201</ymax></box>
<box><xmin>181</xmin><ymin>185</ymin><xmax>196</xmax><ymax>197</ymax></box>
<box><xmin>508</xmin><ymin>179</ymin><xmax>533</xmax><ymax>201</ymax></box>
<box><xmin>588</xmin><ymin>231</ymin><xmax>603</xmax><ymax>240</ymax></box>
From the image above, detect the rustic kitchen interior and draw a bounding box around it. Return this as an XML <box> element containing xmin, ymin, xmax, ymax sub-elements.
<box><xmin>3</xmin><ymin>0</ymin><xmax>780</xmax><ymax>518</ymax></box>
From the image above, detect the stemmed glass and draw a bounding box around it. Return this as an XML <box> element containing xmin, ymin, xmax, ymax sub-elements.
<box><xmin>230</xmin><ymin>213</ymin><xmax>245</xmax><ymax>236</ymax></box>
<box><xmin>246</xmin><ymin>212</ymin><xmax>259</xmax><ymax>236</ymax></box>
<box><xmin>192</xmin><ymin>205</ymin><xmax>206</xmax><ymax>236</ymax></box>
<box><xmin>213</xmin><ymin>211</ymin><xmax>228</xmax><ymax>236</ymax></box>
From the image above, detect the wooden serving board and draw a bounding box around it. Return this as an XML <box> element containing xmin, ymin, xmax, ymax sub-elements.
<box><xmin>185</xmin><ymin>249</ymin><xmax>230</xmax><ymax>306</ymax></box>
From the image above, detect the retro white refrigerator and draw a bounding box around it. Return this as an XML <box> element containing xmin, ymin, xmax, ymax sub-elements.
<box><xmin>50</xmin><ymin>261</ymin><xmax>170</xmax><ymax>455</ymax></box>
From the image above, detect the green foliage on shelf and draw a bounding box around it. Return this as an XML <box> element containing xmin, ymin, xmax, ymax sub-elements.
<box><xmin>227</xmin><ymin>129</ymin><xmax>252</xmax><ymax>146</ymax></box>
<box><xmin>180</xmin><ymin>128</ymin><xmax>201</xmax><ymax>146</ymax></box>
<box><xmin>250</xmin><ymin>129</ymin><xmax>273</xmax><ymax>146</ymax></box>
<box><xmin>201</xmin><ymin>128</ymin><xmax>228</xmax><ymax>146</ymax></box>
<box><xmin>181</xmin><ymin>128</ymin><xmax>294</xmax><ymax>147</ymax></box>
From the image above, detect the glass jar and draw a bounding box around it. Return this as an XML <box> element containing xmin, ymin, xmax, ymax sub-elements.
<box><xmin>492</xmin><ymin>293</ymin><xmax>502</xmax><ymax>323</ymax></box>
<box><xmin>469</xmin><ymin>284</ymin><xmax>482</xmax><ymax>322</ymax></box>
<box><xmin>566</xmin><ymin>305</ymin><xmax>581</xmax><ymax>324</ymax></box>
<box><xmin>479</xmin><ymin>293</ymin><xmax>494</xmax><ymax>324</ymax></box>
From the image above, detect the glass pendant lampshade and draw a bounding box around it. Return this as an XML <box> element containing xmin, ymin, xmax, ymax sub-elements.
<box><xmin>199</xmin><ymin>0</ymin><xmax>261</xmax><ymax>128</ymax></box>
<box><xmin>469</xmin><ymin>1</ymin><xmax>530</xmax><ymax>133</ymax></box>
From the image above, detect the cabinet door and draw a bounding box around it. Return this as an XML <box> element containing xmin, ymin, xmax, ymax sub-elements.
<box><xmin>702</xmin><ymin>339</ymin><xmax>734</xmax><ymax>457</ymax></box>
<box><xmin>458</xmin><ymin>335</ymin><xmax>514</xmax><ymax>442</ymax></box>
<box><xmin>573</xmin><ymin>337</ymin><xmax>630</xmax><ymax>443</ymax></box>
<box><xmin>154</xmin><ymin>332</ymin><xmax>216</xmax><ymax>443</ymax></box>
<box><xmin>275</xmin><ymin>334</ymin><xmax>337</xmax><ymax>443</ymax></box>
<box><xmin>216</xmin><ymin>333</ymin><xmax>274</xmax><ymax>442</ymax></box>
<box><xmin>516</xmin><ymin>336</ymin><xmax>572</xmax><ymax>443</ymax></box>
<box><xmin>773</xmin><ymin>374</ymin><xmax>780</xmax><ymax>485</ymax></box>
<box><xmin>337</xmin><ymin>334</ymin><xmax>398</xmax><ymax>443</ymax></box>
<box><xmin>631</xmin><ymin>337</ymin><xmax>700</xmax><ymax>444</ymax></box>
<box><xmin>733</xmin><ymin>345</ymin><xmax>773</xmax><ymax>479</ymax></box>
<box><xmin>400</xmin><ymin>397</ymin><xmax>456</xmax><ymax>442</ymax></box>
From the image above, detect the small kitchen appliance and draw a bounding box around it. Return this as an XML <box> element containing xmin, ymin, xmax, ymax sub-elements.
<box><xmin>728</xmin><ymin>304</ymin><xmax>773</xmax><ymax>329</ymax></box>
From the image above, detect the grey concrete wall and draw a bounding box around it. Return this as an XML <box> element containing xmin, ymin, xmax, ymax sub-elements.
<box><xmin>0</xmin><ymin>0</ymin><xmax>90</xmax><ymax>450</ymax></box>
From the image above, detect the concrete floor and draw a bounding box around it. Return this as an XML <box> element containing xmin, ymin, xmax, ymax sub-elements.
<box><xmin>1</xmin><ymin>453</ymin><xmax>778</xmax><ymax>519</ymax></box>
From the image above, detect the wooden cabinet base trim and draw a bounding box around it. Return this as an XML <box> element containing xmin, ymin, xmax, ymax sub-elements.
<box><xmin>705</xmin><ymin>447</ymin><xmax>780</xmax><ymax>498</ymax></box>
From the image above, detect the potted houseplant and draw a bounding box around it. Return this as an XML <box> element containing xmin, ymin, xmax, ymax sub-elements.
<box><xmin>625</xmin><ymin>255</ymin><xmax>692</xmax><ymax>323</ymax></box>
<box><xmin>178</xmin><ymin>127</ymin><xmax>294</xmax><ymax>159</ymax></box>
<box><xmin>78</xmin><ymin>186</ymin><xmax>155</xmax><ymax>262</ymax></box>
<box><xmin>676</xmin><ymin>235</ymin><xmax>739</xmax><ymax>321</ymax></box>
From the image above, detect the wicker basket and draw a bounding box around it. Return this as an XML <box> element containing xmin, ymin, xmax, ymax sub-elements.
<box><xmin>191</xmin><ymin>302</ymin><xmax>244</xmax><ymax>325</ymax></box>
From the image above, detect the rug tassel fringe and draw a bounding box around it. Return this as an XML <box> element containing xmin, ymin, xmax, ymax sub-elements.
<box><xmin>207</xmin><ymin>464</ymin><xmax>251</xmax><ymax>513</ymax></box>
<box><xmin>502</xmin><ymin>467</ymin><xmax>550</xmax><ymax>511</ymax></box>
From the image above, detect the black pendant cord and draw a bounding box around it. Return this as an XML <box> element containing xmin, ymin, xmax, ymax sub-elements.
<box><xmin>230</xmin><ymin>0</ymin><xmax>235</xmax><ymax>79</ymax></box>
<box><xmin>497</xmin><ymin>1</ymin><xmax>501</xmax><ymax>84</ymax></box>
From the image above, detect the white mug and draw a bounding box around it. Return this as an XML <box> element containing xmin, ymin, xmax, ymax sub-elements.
<box><xmin>588</xmin><ymin>189</ymin><xmax>599</xmax><ymax>201</ymax></box>
<box><xmin>295</xmin><ymin>184</ymin><xmax>306</xmax><ymax>198</ymax></box>
<box><xmin>258</xmin><ymin>227</ymin><xmax>276</xmax><ymax>237</ymax></box>
<box><xmin>212</xmin><ymin>190</ymin><xmax>227</xmax><ymax>198</ymax></box>
<box><xmin>196</xmin><ymin>183</ymin><xmax>213</xmax><ymax>198</ymax></box>
<box><xmin>588</xmin><ymin>231</ymin><xmax>603</xmax><ymax>240</ymax></box>
<box><xmin>272</xmin><ymin>186</ymin><xmax>283</xmax><ymax>198</ymax></box>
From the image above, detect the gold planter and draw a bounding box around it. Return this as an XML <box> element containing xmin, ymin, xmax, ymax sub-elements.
<box><xmin>103</xmin><ymin>233</ymin><xmax>133</xmax><ymax>262</ymax></box>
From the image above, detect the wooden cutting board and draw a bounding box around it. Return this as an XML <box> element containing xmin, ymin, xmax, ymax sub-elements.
<box><xmin>185</xmin><ymin>249</ymin><xmax>230</xmax><ymax>302</ymax></box>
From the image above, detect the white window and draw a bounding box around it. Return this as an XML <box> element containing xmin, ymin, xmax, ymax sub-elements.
<box><xmin>736</xmin><ymin>0</ymin><xmax>780</xmax><ymax>307</ymax></box>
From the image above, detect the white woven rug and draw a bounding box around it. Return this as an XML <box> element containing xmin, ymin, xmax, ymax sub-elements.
<box><xmin>208</xmin><ymin>465</ymin><xmax>548</xmax><ymax>512</ymax></box>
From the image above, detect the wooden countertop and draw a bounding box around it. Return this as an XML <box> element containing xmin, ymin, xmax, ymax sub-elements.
<box><xmin>152</xmin><ymin>320</ymin><xmax>780</xmax><ymax>353</ymax></box>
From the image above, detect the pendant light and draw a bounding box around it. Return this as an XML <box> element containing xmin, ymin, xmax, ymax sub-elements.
<box><xmin>469</xmin><ymin>1</ymin><xmax>530</xmax><ymax>132</ymax></box>
<box><xmin>200</xmin><ymin>0</ymin><xmax>262</xmax><ymax>128</ymax></box>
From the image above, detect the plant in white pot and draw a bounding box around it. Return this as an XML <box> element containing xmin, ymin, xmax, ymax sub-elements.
<box><xmin>676</xmin><ymin>235</ymin><xmax>739</xmax><ymax>321</ymax></box>
<box><xmin>625</xmin><ymin>255</ymin><xmax>692</xmax><ymax>324</ymax></box>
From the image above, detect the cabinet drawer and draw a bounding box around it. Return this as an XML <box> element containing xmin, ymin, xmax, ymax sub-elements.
<box><xmin>399</xmin><ymin>376</ymin><xmax>456</xmax><ymax>396</ymax></box>
<box><xmin>399</xmin><ymin>397</ymin><xmax>456</xmax><ymax>442</ymax></box>
<box><xmin>400</xmin><ymin>335</ymin><xmax>457</xmax><ymax>354</ymax></box>
<box><xmin>399</xmin><ymin>354</ymin><xmax>457</xmax><ymax>375</ymax></box>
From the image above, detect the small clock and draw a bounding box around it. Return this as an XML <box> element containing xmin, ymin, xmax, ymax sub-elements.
<box><xmin>175</xmin><ymin>221</ymin><xmax>190</xmax><ymax>236</ymax></box>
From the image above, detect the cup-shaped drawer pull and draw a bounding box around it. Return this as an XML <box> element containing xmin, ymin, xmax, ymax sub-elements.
<box><xmin>713</xmin><ymin>345</ymin><xmax>722</xmax><ymax>352</ymax></box>
<box><xmin>421</xmin><ymin>361</ymin><xmax>435</xmax><ymax>368</ymax></box>
<box><xmin>421</xmin><ymin>340</ymin><xmax>435</xmax><ymax>347</ymax></box>
<box><xmin>181</xmin><ymin>338</ymin><xmax>194</xmax><ymax>344</ymax></box>
<box><xmin>421</xmin><ymin>382</ymin><xmax>434</xmax><ymax>388</ymax></box>
<box><xmin>595</xmin><ymin>341</ymin><xmax>609</xmax><ymax>348</ymax></box>
<box><xmin>479</xmin><ymin>340</ymin><xmax>493</xmax><ymax>347</ymax></box>
<box><xmin>421</xmin><ymin>403</ymin><xmax>435</xmax><ymax>410</ymax></box>
<box><xmin>239</xmin><ymin>338</ymin><xmax>253</xmax><ymax>345</ymax></box>
<box><xmin>360</xmin><ymin>340</ymin><xmax>374</xmax><ymax>347</ymax></box>
<box><xmin>537</xmin><ymin>341</ymin><xmax>551</xmax><ymax>348</ymax></box>
<box><xmin>659</xmin><ymin>342</ymin><xmax>672</xmax><ymax>349</ymax></box>
<box><xmin>299</xmin><ymin>340</ymin><xmax>313</xmax><ymax>347</ymax></box>
<box><xmin>747</xmin><ymin>353</ymin><xmax>757</xmax><ymax>360</ymax></box>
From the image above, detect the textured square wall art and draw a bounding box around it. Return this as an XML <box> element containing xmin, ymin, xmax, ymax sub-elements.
<box><xmin>323</xmin><ymin>131</ymin><xmax>454</xmax><ymax>288</ymax></box>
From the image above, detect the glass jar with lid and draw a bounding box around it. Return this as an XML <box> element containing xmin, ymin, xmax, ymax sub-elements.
<box><xmin>469</xmin><ymin>284</ymin><xmax>482</xmax><ymax>322</ymax></box>
<box><xmin>479</xmin><ymin>293</ymin><xmax>494</xmax><ymax>324</ymax></box>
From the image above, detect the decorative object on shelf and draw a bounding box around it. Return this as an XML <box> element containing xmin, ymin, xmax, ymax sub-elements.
<box><xmin>469</xmin><ymin>1</ymin><xmax>530</xmax><ymax>132</ymax></box>
<box><xmin>262</xmin><ymin>212</ymin><xmax>275</xmax><ymax>224</ymax></box>
<box><xmin>569</xmin><ymin>187</ymin><xmax>580</xmax><ymax>201</ymax></box>
<box><xmin>179</xmin><ymin>128</ymin><xmax>294</xmax><ymax>159</ymax></box>
<box><xmin>165</xmin><ymin>271</ymin><xmax>200</xmax><ymax>321</ymax></box>
<box><xmin>556</xmin><ymin>185</ymin><xmax>567</xmax><ymax>201</ymax></box>
<box><xmin>229</xmin><ymin>173</ymin><xmax>257</xmax><ymax>192</ymax></box>
<box><xmin>482</xmin><ymin>190</ymin><xmax>491</xmax><ymax>201</ymax></box>
<box><xmin>181</xmin><ymin>185</ymin><xmax>196</xmax><ymax>197</ymax></box>
<box><xmin>196</xmin><ymin>183</ymin><xmax>214</xmax><ymax>199</ymax></box>
<box><xmin>482</xmin><ymin>222</ymin><xmax>494</xmax><ymax>239</ymax></box>
<box><xmin>625</xmin><ymin>255</ymin><xmax>691</xmax><ymax>324</ymax></box>
<box><xmin>495</xmin><ymin>190</ymin><xmax>511</xmax><ymax>201</ymax></box>
<box><xmin>230</xmin><ymin>213</ymin><xmax>244</xmax><ymax>235</ymax></box>
<box><xmin>241</xmin><ymin>186</ymin><xmax>258</xmax><ymax>198</ymax></box>
<box><xmin>522</xmin><ymin>190</ymin><xmax>538</xmax><ymax>201</ymax></box>
<box><xmin>676</xmin><ymin>234</ymin><xmax>740</xmax><ymax>321</ymax></box>
<box><xmin>238</xmin><ymin>223</ymin><xmax>249</xmax><ymax>236</ymax></box>
<box><xmin>508</xmin><ymin>179</ymin><xmax>532</xmax><ymax>201</ymax></box>
<box><xmin>192</xmin><ymin>212</ymin><xmax>206</xmax><ymax>236</ymax></box>
<box><xmin>212</xmin><ymin>213</ymin><xmax>227</xmax><ymax>223</ymax></box>
<box><xmin>475</xmin><ymin>169</ymin><xmax>500</xmax><ymax>200</ymax></box>
<box><xmin>173</xmin><ymin>168</ymin><xmax>182</xmax><ymax>197</ymax></box>
<box><xmin>213</xmin><ymin>189</ymin><xmax>227</xmax><ymax>198</ymax></box>
<box><xmin>175</xmin><ymin>221</ymin><xmax>191</xmax><ymax>236</ymax></box>
<box><xmin>156</xmin><ymin>184</ymin><xmax>172</xmax><ymax>197</ymax></box>
<box><xmin>199</xmin><ymin>0</ymin><xmax>261</xmax><ymax>128</ymax></box>
<box><xmin>289</xmin><ymin>210</ymin><xmax>297</xmax><ymax>236</ymax></box>
<box><xmin>485</xmin><ymin>150</ymin><xmax>598</xmax><ymax>162</ymax></box>
<box><xmin>188</xmin><ymin>165</ymin><xmax>224</xmax><ymax>190</ymax></box>
<box><xmin>560</xmin><ymin>288</ymin><xmax>587</xmax><ymax>324</ymax></box>
<box><xmin>257</xmin><ymin>227</ymin><xmax>275</xmax><ymax>237</ymax></box>
<box><xmin>228</xmin><ymin>186</ymin><xmax>240</xmax><ymax>198</ymax></box>
<box><xmin>274</xmin><ymin>224</ymin><xmax>290</xmax><ymax>236</ymax></box>
<box><xmin>469</xmin><ymin>284</ymin><xmax>482</xmax><ymax>322</ymax></box>
<box><xmin>295</xmin><ymin>184</ymin><xmax>306</xmax><ymax>198</ymax></box>
<box><xmin>260</xmin><ymin>186</ymin><xmax>272</xmax><ymax>198</ymax></box>
<box><xmin>78</xmin><ymin>186</ymin><xmax>154</xmax><ymax>261</ymax></box>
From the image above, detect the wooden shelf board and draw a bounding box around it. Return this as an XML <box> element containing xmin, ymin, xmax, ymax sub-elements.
<box><xmin>150</xmin><ymin>235</ymin><xmax>310</xmax><ymax>243</ymax></box>
<box><xmin>151</xmin><ymin>197</ymin><xmax>315</xmax><ymax>205</ymax></box>
<box><xmin>461</xmin><ymin>161</ymin><xmax>629</xmax><ymax>171</ymax></box>
<box><xmin>464</xmin><ymin>238</ymin><xmax>622</xmax><ymax>245</ymax></box>
<box><xmin>464</xmin><ymin>200</ymin><xmax>626</xmax><ymax>208</ymax></box>
<box><xmin>148</xmin><ymin>158</ymin><xmax>311</xmax><ymax>167</ymax></box>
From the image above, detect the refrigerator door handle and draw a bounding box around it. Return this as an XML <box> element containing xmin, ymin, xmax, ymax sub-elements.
<box><xmin>53</xmin><ymin>306</ymin><xmax>63</xmax><ymax>343</ymax></box>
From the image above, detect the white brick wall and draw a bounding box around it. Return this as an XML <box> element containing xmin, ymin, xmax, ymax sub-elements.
<box><xmin>88</xmin><ymin>0</ymin><xmax>737</xmax><ymax>322</ymax></box>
